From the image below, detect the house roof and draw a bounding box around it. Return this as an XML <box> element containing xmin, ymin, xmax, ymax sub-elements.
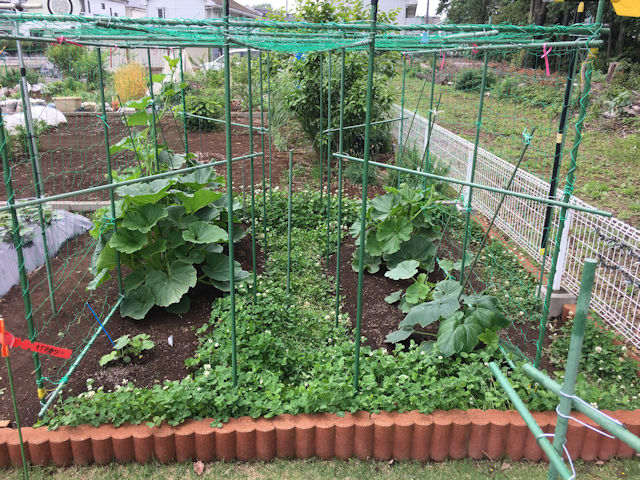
<box><xmin>125</xmin><ymin>0</ymin><xmax>146</xmax><ymax>10</ymax></box>
<box><xmin>209</xmin><ymin>0</ymin><xmax>261</xmax><ymax>18</ymax></box>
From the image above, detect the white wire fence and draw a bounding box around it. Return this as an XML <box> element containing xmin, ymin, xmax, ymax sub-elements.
<box><xmin>391</xmin><ymin>105</ymin><xmax>640</xmax><ymax>348</ymax></box>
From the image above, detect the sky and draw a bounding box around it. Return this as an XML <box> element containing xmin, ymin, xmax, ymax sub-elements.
<box><xmin>242</xmin><ymin>0</ymin><xmax>439</xmax><ymax>18</ymax></box>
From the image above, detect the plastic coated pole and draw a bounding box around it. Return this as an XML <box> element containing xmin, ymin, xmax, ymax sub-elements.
<box><xmin>258</xmin><ymin>51</ymin><xmax>268</xmax><ymax>263</ymax></box>
<box><xmin>459</xmin><ymin>51</ymin><xmax>489</xmax><ymax>286</ymax></box>
<box><xmin>286</xmin><ymin>150</ymin><xmax>293</xmax><ymax>295</ymax></box>
<box><xmin>179</xmin><ymin>48</ymin><xmax>189</xmax><ymax>156</ymax></box>
<box><xmin>548</xmin><ymin>259</ymin><xmax>596</xmax><ymax>480</ymax></box>
<box><xmin>423</xmin><ymin>52</ymin><xmax>437</xmax><ymax>178</ymax></box>
<box><xmin>489</xmin><ymin>362</ymin><xmax>573</xmax><ymax>479</ymax></box>
<box><xmin>325</xmin><ymin>52</ymin><xmax>332</xmax><ymax>268</ymax></box>
<box><xmin>319</xmin><ymin>53</ymin><xmax>324</xmax><ymax>203</ymax></box>
<box><xmin>146</xmin><ymin>49</ymin><xmax>159</xmax><ymax>172</ymax></box>
<box><xmin>6</xmin><ymin>356</ymin><xmax>29</xmax><ymax>479</ymax></box>
<box><xmin>0</xmin><ymin>112</ymin><xmax>44</xmax><ymax>409</ymax></box>
<box><xmin>334</xmin><ymin>47</ymin><xmax>346</xmax><ymax>326</ymax></box>
<box><xmin>397</xmin><ymin>53</ymin><xmax>406</xmax><ymax>187</ymax></box>
<box><xmin>247</xmin><ymin>49</ymin><xmax>257</xmax><ymax>303</ymax></box>
<box><xmin>354</xmin><ymin>0</ymin><xmax>378</xmax><ymax>392</ymax></box>
<box><xmin>535</xmin><ymin>47</ymin><xmax>598</xmax><ymax>368</ymax></box>
<box><xmin>223</xmin><ymin>0</ymin><xmax>237</xmax><ymax>388</ymax></box>
<box><xmin>178</xmin><ymin>112</ymin><xmax>268</xmax><ymax>133</ymax></box>
<box><xmin>267</xmin><ymin>52</ymin><xmax>273</xmax><ymax>204</ymax></box>
<box><xmin>14</xmin><ymin>21</ymin><xmax>56</xmax><ymax>314</ymax></box>
<box><xmin>97</xmin><ymin>48</ymin><xmax>124</xmax><ymax>296</ymax></box>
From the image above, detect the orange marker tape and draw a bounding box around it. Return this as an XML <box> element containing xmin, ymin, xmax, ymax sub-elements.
<box><xmin>0</xmin><ymin>318</ymin><xmax>71</xmax><ymax>359</ymax></box>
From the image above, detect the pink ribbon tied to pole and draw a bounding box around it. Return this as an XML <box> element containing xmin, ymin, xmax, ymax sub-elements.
<box><xmin>541</xmin><ymin>43</ymin><xmax>552</xmax><ymax>76</ymax></box>
<box><xmin>56</xmin><ymin>36</ymin><xmax>84</xmax><ymax>48</ymax></box>
<box><xmin>440</xmin><ymin>51</ymin><xmax>445</xmax><ymax>70</ymax></box>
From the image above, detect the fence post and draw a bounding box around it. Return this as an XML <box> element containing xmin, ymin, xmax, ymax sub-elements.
<box><xmin>552</xmin><ymin>209</ymin><xmax>574</xmax><ymax>291</ymax></box>
<box><xmin>464</xmin><ymin>149</ymin><xmax>473</xmax><ymax>207</ymax></box>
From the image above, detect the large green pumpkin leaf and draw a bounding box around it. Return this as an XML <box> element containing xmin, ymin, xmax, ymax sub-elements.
<box><xmin>159</xmin><ymin>150</ymin><xmax>187</xmax><ymax>169</ymax></box>
<box><xmin>180</xmin><ymin>169</ymin><xmax>213</xmax><ymax>188</ymax></box>
<box><xmin>87</xmin><ymin>268</ymin><xmax>110</xmax><ymax>291</ymax></box>
<box><xmin>369</xmin><ymin>193</ymin><xmax>395</xmax><ymax>221</ymax></box>
<box><xmin>467</xmin><ymin>307</ymin><xmax>496</xmax><ymax>330</ymax></box>
<box><xmin>202</xmin><ymin>253</ymin><xmax>236</xmax><ymax>281</ymax></box>
<box><xmin>124</xmin><ymin>269</ymin><xmax>148</xmax><ymax>293</ymax></box>
<box><xmin>400</xmin><ymin>295</ymin><xmax>460</xmax><ymax>329</ymax></box>
<box><xmin>121</xmin><ymin>204</ymin><xmax>168</xmax><ymax>233</ymax></box>
<box><xmin>376</xmin><ymin>216</ymin><xmax>412</xmax><ymax>254</ymax></box>
<box><xmin>165</xmin><ymin>295</ymin><xmax>191</xmax><ymax>314</ymax></box>
<box><xmin>120</xmin><ymin>286</ymin><xmax>155</xmax><ymax>320</ymax></box>
<box><xmin>405</xmin><ymin>279</ymin><xmax>431</xmax><ymax>304</ymax></box>
<box><xmin>176</xmin><ymin>189</ymin><xmax>223</xmax><ymax>214</ymax></box>
<box><xmin>364</xmin><ymin>230</ymin><xmax>383</xmax><ymax>257</ymax></box>
<box><xmin>351</xmin><ymin>249</ymin><xmax>381</xmax><ymax>274</ymax></box>
<box><xmin>182</xmin><ymin>221</ymin><xmax>228</xmax><ymax>244</ymax></box>
<box><xmin>436</xmin><ymin>311</ymin><xmax>482</xmax><ymax>357</ymax></box>
<box><xmin>116</xmin><ymin>179</ymin><xmax>173</xmax><ymax>206</ymax></box>
<box><xmin>385</xmin><ymin>260</ymin><xmax>419</xmax><ymax>280</ymax></box>
<box><xmin>384</xmin><ymin>290</ymin><xmax>403</xmax><ymax>304</ymax></box>
<box><xmin>146</xmin><ymin>261</ymin><xmax>197</xmax><ymax>307</ymax></box>
<box><xmin>385</xmin><ymin>328</ymin><xmax>413</xmax><ymax>343</ymax></box>
<box><xmin>384</xmin><ymin>235</ymin><xmax>437</xmax><ymax>269</ymax></box>
<box><xmin>433</xmin><ymin>280</ymin><xmax>463</xmax><ymax>299</ymax></box>
<box><xmin>141</xmin><ymin>238</ymin><xmax>167</xmax><ymax>258</ymax></box>
<box><xmin>95</xmin><ymin>242</ymin><xmax>116</xmax><ymax>273</ymax></box>
<box><xmin>109</xmin><ymin>228</ymin><xmax>148</xmax><ymax>254</ymax></box>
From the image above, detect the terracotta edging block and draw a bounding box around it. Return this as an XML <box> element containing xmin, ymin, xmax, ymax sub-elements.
<box><xmin>0</xmin><ymin>408</ymin><xmax>638</xmax><ymax>466</ymax></box>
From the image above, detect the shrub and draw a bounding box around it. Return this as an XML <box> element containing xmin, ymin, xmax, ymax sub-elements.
<box><xmin>45</xmin><ymin>44</ymin><xmax>104</xmax><ymax>83</ymax></box>
<box><xmin>183</xmin><ymin>87</ymin><xmax>224</xmax><ymax>132</ymax></box>
<box><xmin>114</xmin><ymin>62</ymin><xmax>147</xmax><ymax>103</ymax></box>
<box><xmin>453</xmin><ymin>68</ymin><xmax>496</xmax><ymax>92</ymax></box>
<box><xmin>0</xmin><ymin>67</ymin><xmax>41</xmax><ymax>86</ymax></box>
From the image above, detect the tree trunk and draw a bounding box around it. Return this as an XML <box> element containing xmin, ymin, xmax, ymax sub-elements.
<box><xmin>616</xmin><ymin>20</ymin><xmax>626</xmax><ymax>57</ymax></box>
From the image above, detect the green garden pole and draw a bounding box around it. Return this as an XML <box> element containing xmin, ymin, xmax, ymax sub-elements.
<box><xmin>334</xmin><ymin>47</ymin><xmax>346</xmax><ymax>326</ymax></box>
<box><xmin>267</xmin><ymin>52</ymin><xmax>273</xmax><ymax>204</ymax></box>
<box><xmin>548</xmin><ymin>259</ymin><xmax>596</xmax><ymax>480</ymax></box>
<box><xmin>258</xmin><ymin>50</ymin><xmax>268</xmax><ymax>263</ymax></box>
<box><xmin>14</xmin><ymin>21</ymin><xmax>56</xmax><ymax>314</ymax></box>
<box><xmin>179</xmin><ymin>48</ymin><xmax>189</xmax><ymax>156</ymax></box>
<box><xmin>5</xmin><ymin>356</ymin><xmax>29</xmax><ymax>479</ymax></box>
<box><xmin>397</xmin><ymin>53</ymin><xmax>406</xmax><ymax>187</ymax></box>
<box><xmin>423</xmin><ymin>52</ymin><xmax>437</xmax><ymax>178</ymax></box>
<box><xmin>97</xmin><ymin>48</ymin><xmax>124</xmax><ymax>296</ymax></box>
<box><xmin>223</xmin><ymin>0</ymin><xmax>238</xmax><ymax>387</ymax></box>
<box><xmin>319</xmin><ymin>52</ymin><xmax>324</xmax><ymax>203</ymax></box>
<box><xmin>147</xmin><ymin>48</ymin><xmax>159</xmax><ymax>171</ymax></box>
<box><xmin>325</xmin><ymin>52</ymin><xmax>333</xmax><ymax>268</ymax></box>
<box><xmin>286</xmin><ymin>150</ymin><xmax>293</xmax><ymax>295</ymax></box>
<box><xmin>354</xmin><ymin>0</ymin><xmax>378</xmax><ymax>392</ymax></box>
<box><xmin>0</xmin><ymin>111</ymin><xmax>44</xmax><ymax>406</ymax></box>
<box><xmin>459</xmin><ymin>51</ymin><xmax>489</xmax><ymax>286</ymax></box>
<box><xmin>535</xmin><ymin>47</ymin><xmax>598</xmax><ymax>368</ymax></box>
<box><xmin>247</xmin><ymin>49</ymin><xmax>257</xmax><ymax>303</ymax></box>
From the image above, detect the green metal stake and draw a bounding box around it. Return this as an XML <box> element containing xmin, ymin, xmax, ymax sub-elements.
<box><xmin>354</xmin><ymin>0</ymin><xmax>379</xmax><ymax>392</ymax></box>
<box><xmin>258</xmin><ymin>50</ymin><xmax>268</xmax><ymax>264</ymax></box>
<box><xmin>548</xmin><ymin>259</ymin><xmax>597</xmax><ymax>480</ymax></box>
<box><xmin>319</xmin><ymin>52</ymin><xmax>324</xmax><ymax>203</ymax></box>
<box><xmin>325</xmin><ymin>52</ymin><xmax>333</xmax><ymax>268</ymax></box>
<box><xmin>334</xmin><ymin>47</ymin><xmax>346</xmax><ymax>326</ymax></box>
<box><xmin>397</xmin><ymin>53</ymin><xmax>406</xmax><ymax>187</ymax></box>
<box><xmin>459</xmin><ymin>51</ymin><xmax>489</xmax><ymax>286</ymax></box>
<box><xmin>97</xmin><ymin>48</ymin><xmax>124</xmax><ymax>296</ymax></box>
<box><xmin>5</xmin><ymin>356</ymin><xmax>29</xmax><ymax>480</ymax></box>
<box><xmin>0</xmin><ymin>111</ymin><xmax>44</xmax><ymax>412</ymax></box>
<box><xmin>14</xmin><ymin>21</ymin><xmax>56</xmax><ymax>315</ymax></box>
<box><xmin>223</xmin><ymin>0</ymin><xmax>238</xmax><ymax>387</ymax></box>
<box><xmin>423</xmin><ymin>52</ymin><xmax>437</xmax><ymax>178</ymax></box>
<box><xmin>147</xmin><ymin>48</ymin><xmax>159</xmax><ymax>172</ymax></box>
<box><xmin>286</xmin><ymin>150</ymin><xmax>293</xmax><ymax>295</ymax></box>
<box><xmin>267</xmin><ymin>52</ymin><xmax>273</xmax><ymax>204</ymax></box>
<box><xmin>535</xmin><ymin>47</ymin><xmax>598</xmax><ymax>368</ymax></box>
<box><xmin>179</xmin><ymin>48</ymin><xmax>189</xmax><ymax>156</ymax></box>
<box><xmin>247</xmin><ymin>49</ymin><xmax>257</xmax><ymax>303</ymax></box>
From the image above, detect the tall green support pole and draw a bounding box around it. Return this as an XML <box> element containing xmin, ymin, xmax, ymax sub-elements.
<box><xmin>97</xmin><ymin>48</ymin><xmax>124</xmax><ymax>297</ymax></box>
<box><xmin>14</xmin><ymin>21</ymin><xmax>56</xmax><ymax>314</ymax></box>
<box><xmin>535</xmin><ymin>47</ymin><xmax>597</xmax><ymax>368</ymax></box>
<box><xmin>397</xmin><ymin>53</ymin><xmax>406</xmax><ymax>187</ymax></box>
<box><xmin>0</xmin><ymin>111</ymin><xmax>43</xmax><ymax>405</ymax></box>
<box><xmin>223</xmin><ymin>0</ymin><xmax>238</xmax><ymax>387</ymax></box>
<box><xmin>423</xmin><ymin>52</ymin><xmax>437</xmax><ymax>179</ymax></box>
<box><xmin>325</xmin><ymin>52</ymin><xmax>333</xmax><ymax>267</ymax></box>
<box><xmin>459</xmin><ymin>51</ymin><xmax>489</xmax><ymax>286</ymax></box>
<box><xmin>354</xmin><ymin>0</ymin><xmax>378</xmax><ymax>391</ymax></box>
<box><xmin>286</xmin><ymin>150</ymin><xmax>293</xmax><ymax>295</ymax></box>
<box><xmin>147</xmin><ymin>49</ymin><xmax>159</xmax><ymax>172</ymax></box>
<box><xmin>334</xmin><ymin>47</ymin><xmax>346</xmax><ymax>326</ymax></box>
<box><xmin>319</xmin><ymin>53</ymin><xmax>324</xmax><ymax>203</ymax></box>
<box><xmin>547</xmin><ymin>259</ymin><xmax>597</xmax><ymax>480</ymax></box>
<box><xmin>6</xmin><ymin>356</ymin><xmax>29</xmax><ymax>480</ymax></box>
<box><xmin>267</xmin><ymin>52</ymin><xmax>273</xmax><ymax>204</ymax></box>
<box><xmin>258</xmin><ymin>51</ymin><xmax>268</xmax><ymax>264</ymax></box>
<box><xmin>179</xmin><ymin>48</ymin><xmax>189</xmax><ymax>156</ymax></box>
<box><xmin>247</xmin><ymin>49</ymin><xmax>257</xmax><ymax>303</ymax></box>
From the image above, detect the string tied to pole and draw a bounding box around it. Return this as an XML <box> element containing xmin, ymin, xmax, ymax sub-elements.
<box><xmin>56</xmin><ymin>36</ymin><xmax>84</xmax><ymax>48</ymax></box>
<box><xmin>541</xmin><ymin>42</ymin><xmax>552</xmax><ymax>76</ymax></box>
<box><xmin>522</xmin><ymin>128</ymin><xmax>533</xmax><ymax>146</ymax></box>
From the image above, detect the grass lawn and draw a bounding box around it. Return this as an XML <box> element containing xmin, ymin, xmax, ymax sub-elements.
<box><xmin>1</xmin><ymin>458</ymin><xmax>639</xmax><ymax>479</ymax></box>
<box><xmin>391</xmin><ymin>75</ymin><xmax>640</xmax><ymax>227</ymax></box>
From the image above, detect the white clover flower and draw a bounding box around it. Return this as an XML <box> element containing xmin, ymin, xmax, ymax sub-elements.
<box><xmin>204</xmin><ymin>370</ymin><xmax>210</xmax><ymax>377</ymax></box>
<box><xmin>617</xmin><ymin>375</ymin><xmax>622</xmax><ymax>380</ymax></box>
<box><xmin>590</xmin><ymin>402</ymin><xmax>598</xmax><ymax>409</ymax></box>
<box><xmin>595</xmin><ymin>346</ymin><xmax>603</xmax><ymax>353</ymax></box>
<box><xmin>214</xmin><ymin>342</ymin><xmax>220</xmax><ymax>348</ymax></box>
<box><xmin>437</xmin><ymin>355</ymin><xmax>443</xmax><ymax>360</ymax></box>
<box><xmin>519</xmin><ymin>311</ymin><xmax>525</xmax><ymax>317</ymax></box>
<box><xmin>204</xmin><ymin>364</ymin><xmax>212</xmax><ymax>371</ymax></box>
<box><xmin>621</xmin><ymin>346</ymin><xmax>627</xmax><ymax>352</ymax></box>
<box><xmin>619</xmin><ymin>357</ymin><xmax>625</xmax><ymax>362</ymax></box>
<box><xmin>325</xmin><ymin>315</ymin><xmax>331</xmax><ymax>320</ymax></box>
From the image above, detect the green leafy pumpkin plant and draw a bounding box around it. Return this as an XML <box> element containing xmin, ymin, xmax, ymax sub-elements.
<box><xmin>99</xmin><ymin>334</ymin><xmax>155</xmax><ymax>366</ymax></box>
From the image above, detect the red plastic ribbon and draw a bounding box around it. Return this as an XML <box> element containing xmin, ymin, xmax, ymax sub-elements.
<box><xmin>541</xmin><ymin>43</ymin><xmax>552</xmax><ymax>76</ymax></box>
<box><xmin>472</xmin><ymin>43</ymin><xmax>479</xmax><ymax>54</ymax></box>
<box><xmin>440</xmin><ymin>51</ymin><xmax>445</xmax><ymax>70</ymax></box>
<box><xmin>56</xmin><ymin>36</ymin><xmax>84</xmax><ymax>48</ymax></box>
<box><xmin>0</xmin><ymin>319</ymin><xmax>71</xmax><ymax>359</ymax></box>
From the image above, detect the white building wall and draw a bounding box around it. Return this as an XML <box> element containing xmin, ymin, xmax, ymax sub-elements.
<box><xmin>86</xmin><ymin>0</ymin><xmax>127</xmax><ymax>17</ymax></box>
<box><xmin>145</xmin><ymin>0</ymin><xmax>206</xmax><ymax>19</ymax></box>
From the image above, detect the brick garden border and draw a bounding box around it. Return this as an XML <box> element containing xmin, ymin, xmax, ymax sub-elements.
<box><xmin>1</xmin><ymin>409</ymin><xmax>639</xmax><ymax>467</ymax></box>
